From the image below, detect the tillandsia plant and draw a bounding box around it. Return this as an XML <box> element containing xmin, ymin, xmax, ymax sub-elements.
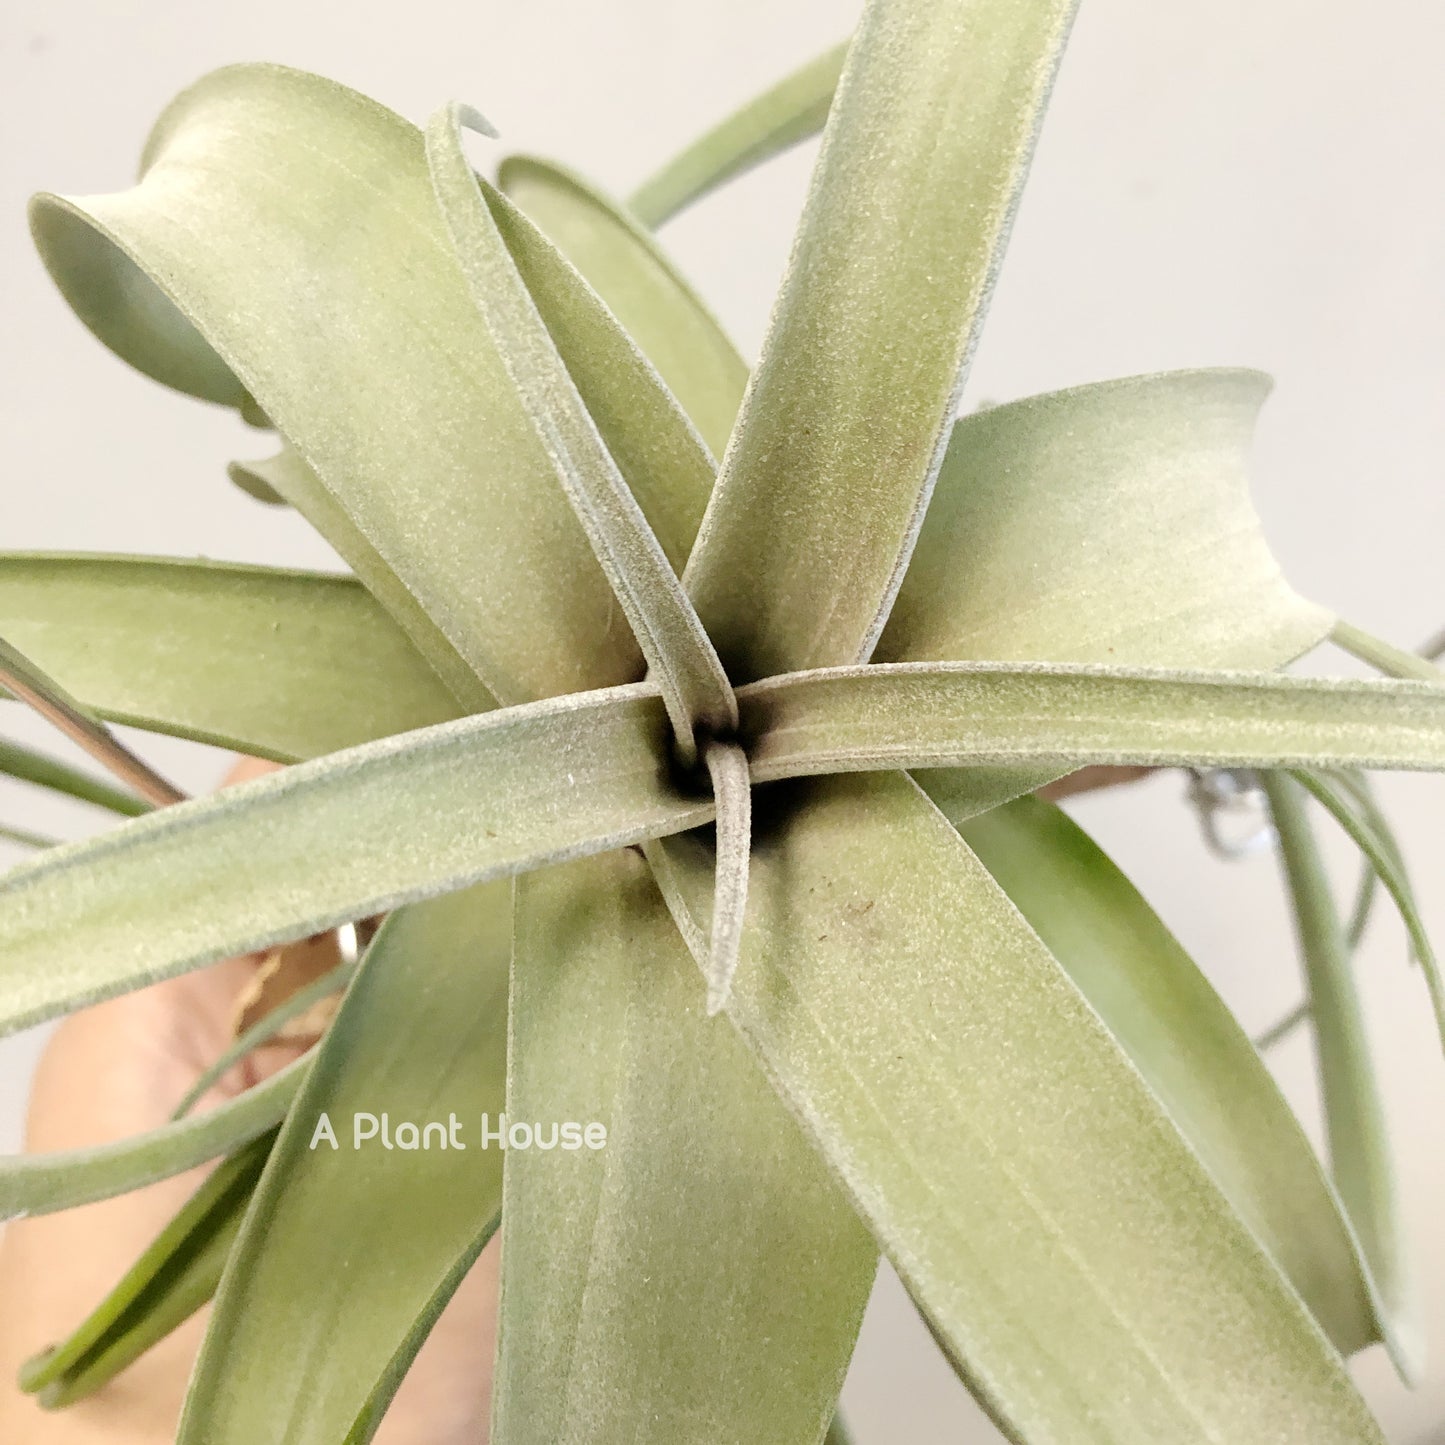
<box><xmin>1</xmin><ymin>0</ymin><xmax>1443</xmax><ymax>1440</ymax></box>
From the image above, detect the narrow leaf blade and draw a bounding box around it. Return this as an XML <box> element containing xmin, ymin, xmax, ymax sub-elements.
<box><xmin>739</xmin><ymin>662</ymin><xmax>1445</xmax><ymax>786</ymax></box>
<box><xmin>1262</xmin><ymin>773</ymin><xmax>1423</xmax><ymax>1382</ymax></box>
<box><xmin>0</xmin><ymin>736</ymin><xmax>149</xmax><ymax>817</ymax></box>
<box><xmin>0</xmin><ymin>685</ymin><xmax>707</xmax><ymax>1037</ymax></box>
<box><xmin>684</xmin><ymin>0</ymin><xmax>1078</xmax><ymax>682</ymax></box>
<box><xmin>425</xmin><ymin>105</ymin><xmax>735</xmax><ymax>758</ymax></box>
<box><xmin>20</xmin><ymin>1130</ymin><xmax>274</xmax><ymax>1407</ymax></box>
<box><xmin>0</xmin><ymin>1061</ymin><xmax>301</xmax><ymax>1221</ymax></box>
<box><xmin>629</xmin><ymin>41</ymin><xmax>847</xmax><ymax>228</ymax></box>
<box><xmin>499</xmin><ymin>156</ymin><xmax>748</xmax><ymax>458</ymax></box>
<box><xmin>181</xmin><ymin>886</ymin><xmax>510</xmax><ymax>1443</ymax></box>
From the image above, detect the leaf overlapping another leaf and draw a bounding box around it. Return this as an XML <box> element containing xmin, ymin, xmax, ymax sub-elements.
<box><xmin>684</xmin><ymin>0</ymin><xmax>1080</xmax><ymax>682</ymax></box>
<box><xmin>0</xmin><ymin>554</ymin><xmax>462</xmax><ymax>760</ymax></box>
<box><xmin>424</xmin><ymin>102</ymin><xmax>734</xmax><ymax>763</ymax></box>
<box><xmin>31</xmin><ymin>64</ymin><xmax>649</xmax><ymax>707</ymax></box>
<box><xmin>648</xmin><ymin>772</ymin><xmax>1387</xmax><ymax>1444</ymax></box>
<box><xmin>497</xmin><ymin>851</ymin><xmax>872</xmax><ymax>1445</ymax></box>
<box><xmin>1263</xmin><ymin>774</ymin><xmax>1423</xmax><ymax>1382</ymax></box>
<box><xmin>0</xmin><ymin>684</ymin><xmax>708</xmax><ymax>1038</ymax></box>
<box><xmin>13</xmin><ymin>5</ymin><xmax>1442</xmax><ymax>1440</ymax></box>
<box><xmin>500</xmin><ymin>156</ymin><xmax>748</xmax><ymax>458</ymax></box>
<box><xmin>180</xmin><ymin>886</ymin><xmax>511</xmax><ymax>1444</ymax></box>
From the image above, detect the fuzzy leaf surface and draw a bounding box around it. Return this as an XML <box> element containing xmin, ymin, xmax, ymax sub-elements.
<box><xmin>0</xmin><ymin>554</ymin><xmax>462</xmax><ymax>760</ymax></box>
<box><xmin>181</xmin><ymin>886</ymin><xmax>510</xmax><ymax>1443</ymax></box>
<box><xmin>648</xmin><ymin>772</ymin><xmax>1384</xmax><ymax>1443</ymax></box>
<box><xmin>0</xmin><ymin>685</ymin><xmax>707</xmax><ymax>1036</ymax></box>
<box><xmin>31</xmin><ymin>64</ymin><xmax>644</xmax><ymax>705</ymax></box>
<box><xmin>878</xmin><ymin>370</ymin><xmax>1333</xmax><ymax>669</ymax></box>
<box><xmin>497</xmin><ymin>851</ymin><xmax>873</xmax><ymax>1445</ymax></box>
<box><xmin>685</xmin><ymin>0</ymin><xmax>1078</xmax><ymax>682</ymax></box>
<box><xmin>956</xmin><ymin>794</ymin><xmax>1376</xmax><ymax>1356</ymax></box>
<box><xmin>739</xmin><ymin>663</ymin><xmax>1445</xmax><ymax>783</ymax></box>
<box><xmin>500</xmin><ymin>156</ymin><xmax>748</xmax><ymax>458</ymax></box>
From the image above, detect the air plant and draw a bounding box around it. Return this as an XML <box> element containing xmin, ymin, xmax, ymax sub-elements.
<box><xmin>1</xmin><ymin>1</ymin><xmax>1442</xmax><ymax>1441</ymax></box>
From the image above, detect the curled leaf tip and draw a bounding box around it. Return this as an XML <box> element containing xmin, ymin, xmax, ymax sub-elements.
<box><xmin>448</xmin><ymin>98</ymin><xmax>500</xmax><ymax>141</ymax></box>
<box><xmin>703</xmin><ymin>740</ymin><xmax>751</xmax><ymax>1015</ymax></box>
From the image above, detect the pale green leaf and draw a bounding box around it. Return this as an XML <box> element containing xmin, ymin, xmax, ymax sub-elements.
<box><xmin>499</xmin><ymin>156</ymin><xmax>748</xmax><ymax>458</ymax></box>
<box><xmin>181</xmin><ymin>886</ymin><xmax>509</xmax><ymax>1443</ymax></box>
<box><xmin>19</xmin><ymin>1130</ymin><xmax>274</xmax><ymax>1408</ymax></box>
<box><xmin>0</xmin><ymin>684</ymin><xmax>706</xmax><ymax>1037</ymax></box>
<box><xmin>497</xmin><ymin>850</ymin><xmax>873</xmax><ymax>1445</ymax></box>
<box><xmin>737</xmin><ymin>662</ymin><xmax>1445</xmax><ymax>785</ymax></box>
<box><xmin>0</xmin><ymin>736</ymin><xmax>150</xmax><ymax>817</ymax></box>
<box><xmin>955</xmin><ymin>793</ymin><xmax>1377</xmax><ymax>1357</ymax></box>
<box><xmin>702</xmin><ymin>739</ymin><xmax>751</xmax><ymax>1014</ymax></box>
<box><xmin>629</xmin><ymin>41</ymin><xmax>847</xmax><ymax>228</ymax></box>
<box><xmin>0</xmin><ymin>554</ymin><xmax>463</xmax><ymax>760</ymax></box>
<box><xmin>684</xmin><ymin>0</ymin><xmax>1078</xmax><ymax>683</ymax></box>
<box><xmin>227</xmin><ymin>450</ymin><xmax>496</xmax><ymax>714</ymax></box>
<box><xmin>1262</xmin><ymin>773</ymin><xmax>1422</xmax><ymax>1382</ymax></box>
<box><xmin>0</xmin><ymin>634</ymin><xmax>183</xmax><ymax>807</ymax></box>
<box><xmin>1334</xmin><ymin>620</ymin><xmax>1445</xmax><ymax>684</ymax></box>
<box><xmin>0</xmin><ymin>822</ymin><xmax>57</xmax><ymax>851</ymax></box>
<box><xmin>1291</xmin><ymin>768</ymin><xmax>1444</xmax><ymax>1049</ymax></box>
<box><xmin>31</xmin><ymin>63</ymin><xmax>644</xmax><ymax>706</ymax></box>
<box><xmin>877</xmin><ymin>370</ymin><xmax>1333</xmax><ymax>670</ymax></box>
<box><xmin>426</xmin><ymin>103</ymin><xmax>735</xmax><ymax>761</ymax></box>
<box><xmin>0</xmin><ymin>1058</ymin><xmax>302</xmax><ymax>1221</ymax></box>
<box><xmin>648</xmin><ymin>772</ymin><xmax>1384</xmax><ymax>1442</ymax></box>
<box><xmin>1257</xmin><ymin>1001</ymin><xmax>1311</xmax><ymax>1052</ymax></box>
<box><xmin>482</xmin><ymin>166</ymin><xmax>716</xmax><ymax>569</ymax></box>
<box><xmin>225</xmin><ymin>457</ymin><xmax>287</xmax><ymax>505</ymax></box>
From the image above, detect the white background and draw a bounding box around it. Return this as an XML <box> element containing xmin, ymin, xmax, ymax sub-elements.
<box><xmin>1</xmin><ymin>1</ymin><xmax>1442</xmax><ymax>1440</ymax></box>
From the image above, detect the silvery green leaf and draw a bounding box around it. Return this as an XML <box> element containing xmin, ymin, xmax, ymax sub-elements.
<box><xmin>648</xmin><ymin>772</ymin><xmax>1385</xmax><ymax>1443</ymax></box>
<box><xmin>181</xmin><ymin>886</ymin><xmax>510</xmax><ymax>1443</ymax></box>
<box><xmin>426</xmin><ymin>103</ymin><xmax>734</xmax><ymax>761</ymax></box>
<box><xmin>738</xmin><ymin>662</ymin><xmax>1445</xmax><ymax>785</ymax></box>
<box><xmin>0</xmin><ymin>684</ymin><xmax>705</xmax><ymax>1037</ymax></box>
<box><xmin>481</xmin><ymin>172</ymin><xmax>716</xmax><ymax>568</ymax></box>
<box><xmin>496</xmin><ymin>851</ymin><xmax>872</xmax><ymax>1445</ymax></box>
<box><xmin>227</xmin><ymin>451</ymin><xmax>495</xmax><ymax>714</ymax></box>
<box><xmin>0</xmin><ymin>554</ymin><xmax>463</xmax><ymax>760</ymax></box>
<box><xmin>629</xmin><ymin>41</ymin><xmax>848</xmax><ymax>228</ymax></box>
<box><xmin>956</xmin><ymin>794</ymin><xmax>1377</xmax><ymax>1357</ymax></box>
<box><xmin>684</xmin><ymin>0</ymin><xmax>1078</xmax><ymax>683</ymax></box>
<box><xmin>32</xmin><ymin>64</ymin><xmax>645</xmax><ymax>706</ymax></box>
<box><xmin>1262</xmin><ymin>774</ymin><xmax>1422</xmax><ymax>1382</ymax></box>
<box><xmin>878</xmin><ymin>370</ymin><xmax>1332</xmax><ymax>671</ymax></box>
<box><xmin>0</xmin><ymin>1060</ymin><xmax>302</xmax><ymax>1221</ymax></box>
<box><xmin>500</xmin><ymin>156</ymin><xmax>748</xmax><ymax>459</ymax></box>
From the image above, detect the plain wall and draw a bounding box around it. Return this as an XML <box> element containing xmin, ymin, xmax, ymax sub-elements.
<box><xmin>2</xmin><ymin>2</ymin><xmax>1442</xmax><ymax>1440</ymax></box>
